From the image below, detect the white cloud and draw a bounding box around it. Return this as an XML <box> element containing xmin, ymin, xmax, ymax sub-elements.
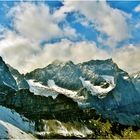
<box><xmin>0</xmin><ymin>31</ymin><xmax>139</xmax><ymax>74</ymax></box>
<box><xmin>9</xmin><ymin>3</ymin><xmax>62</xmax><ymax>43</ymax></box>
<box><xmin>113</xmin><ymin>44</ymin><xmax>140</xmax><ymax>73</ymax></box>
<box><xmin>57</xmin><ymin>1</ymin><xmax>130</xmax><ymax>47</ymax></box>
<box><xmin>0</xmin><ymin>30</ymin><xmax>41</xmax><ymax>73</ymax></box>
<box><xmin>0</xmin><ymin>25</ymin><xmax>6</xmax><ymax>39</ymax></box>
<box><xmin>0</xmin><ymin>1</ymin><xmax>139</xmax><ymax>74</ymax></box>
<box><xmin>62</xmin><ymin>25</ymin><xmax>77</xmax><ymax>39</ymax></box>
<box><xmin>38</xmin><ymin>39</ymin><xmax>109</xmax><ymax>64</ymax></box>
<box><xmin>134</xmin><ymin>4</ymin><xmax>140</xmax><ymax>12</ymax></box>
<box><xmin>8</xmin><ymin>2</ymin><xmax>78</xmax><ymax>43</ymax></box>
<box><xmin>0</xmin><ymin>32</ymin><xmax>109</xmax><ymax>73</ymax></box>
<box><xmin>25</xmin><ymin>39</ymin><xmax>109</xmax><ymax>73</ymax></box>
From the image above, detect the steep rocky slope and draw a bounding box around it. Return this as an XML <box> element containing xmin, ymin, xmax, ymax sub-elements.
<box><xmin>131</xmin><ymin>71</ymin><xmax>140</xmax><ymax>93</ymax></box>
<box><xmin>4</xmin><ymin>89</ymin><xmax>84</xmax><ymax>121</ymax></box>
<box><xmin>0</xmin><ymin>106</ymin><xmax>35</xmax><ymax>139</ymax></box>
<box><xmin>26</xmin><ymin>60</ymin><xmax>83</xmax><ymax>90</ymax></box>
<box><xmin>0</xmin><ymin>56</ymin><xmax>140</xmax><ymax>138</ymax></box>
<box><xmin>25</xmin><ymin>59</ymin><xmax>140</xmax><ymax>127</ymax></box>
<box><xmin>0</xmin><ymin>57</ymin><xmax>17</xmax><ymax>91</ymax></box>
<box><xmin>8</xmin><ymin>65</ymin><xmax>29</xmax><ymax>89</ymax></box>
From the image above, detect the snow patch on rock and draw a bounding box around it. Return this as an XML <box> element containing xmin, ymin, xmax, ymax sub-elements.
<box><xmin>0</xmin><ymin>120</ymin><xmax>35</xmax><ymax>139</ymax></box>
<box><xmin>0</xmin><ymin>106</ymin><xmax>35</xmax><ymax>139</ymax></box>
<box><xmin>48</xmin><ymin>80</ymin><xmax>77</xmax><ymax>98</ymax></box>
<box><xmin>79</xmin><ymin>75</ymin><xmax>116</xmax><ymax>98</ymax></box>
<box><xmin>27</xmin><ymin>80</ymin><xmax>58</xmax><ymax>99</ymax></box>
<box><xmin>0</xmin><ymin>106</ymin><xmax>34</xmax><ymax>132</ymax></box>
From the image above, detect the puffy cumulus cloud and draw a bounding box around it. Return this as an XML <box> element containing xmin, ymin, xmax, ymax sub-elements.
<box><xmin>9</xmin><ymin>2</ymin><xmax>62</xmax><ymax>43</ymax></box>
<box><xmin>113</xmin><ymin>44</ymin><xmax>140</xmax><ymax>73</ymax></box>
<box><xmin>56</xmin><ymin>0</ymin><xmax>130</xmax><ymax>47</ymax></box>
<box><xmin>24</xmin><ymin>39</ymin><xmax>109</xmax><ymax>73</ymax></box>
<box><xmin>36</xmin><ymin>39</ymin><xmax>109</xmax><ymax>65</ymax></box>
<box><xmin>134</xmin><ymin>4</ymin><xmax>140</xmax><ymax>12</ymax></box>
<box><xmin>0</xmin><ymin>1</ymin><xmax>139</xmax><ymax>74</ymax></box>
<box><xmin>62</xmin><ymin>25</ymin><xmax>77</xmax><ymax>39</ymax></box>
<box><xmin>8</xmin><ymin>2</ymin><xmax>77</xmax><ymax>43</ymax></box>
<box><xmin>0</xmin><ymin>30</ymin><xmax>41</xmax><ymax>73</ymax></box>
<box><xmin>2</xmin><ymin>2</ymin><xmax>111</xmax><ymax>73</ymax></box>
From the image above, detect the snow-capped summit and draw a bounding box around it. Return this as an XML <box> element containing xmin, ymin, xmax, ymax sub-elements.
<box><xmin>25</xmin><ymin>59</ymin><xmax>139</xmax><ymax>112</ymax></box>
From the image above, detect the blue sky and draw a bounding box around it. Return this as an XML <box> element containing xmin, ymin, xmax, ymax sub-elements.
<box><xmin>0</xmin><ymin>1</ymin><xmax>140</xmax><ymax>73</ymax></box>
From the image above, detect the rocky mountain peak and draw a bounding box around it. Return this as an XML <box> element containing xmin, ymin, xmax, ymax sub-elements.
<box><xmin>7</xmin><ymin>65</ymin><xmax>29</xmax><ymax>89</ymax></box>
<box><xmin>51</xmin><ymin>60</ymin><xmax>65</xmax><ymax>66</ymax></box>
<box><xmin>0</xmin><ymin>56</ymin><xmax>18</xmax><ymax>90</ymax></box>
<box><xmin>51</xmin><ymin>60</ymin><xmax>75</xmax><ymax>67</ymax></box>
<box><xmin>81</xmin><ymin>58</ymin><xmax>114</xmax><ymax>65</ymax></box>
<box><xmin>1</xmin><ymin>56</ymin><xmax>140</xmax><ymax>139</ymax></box>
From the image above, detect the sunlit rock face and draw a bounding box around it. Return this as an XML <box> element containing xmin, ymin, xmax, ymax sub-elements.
<box><xmin>35</xmin><ymin>119</ymin><xmax>93</xmax><ymax>138</ymax></box>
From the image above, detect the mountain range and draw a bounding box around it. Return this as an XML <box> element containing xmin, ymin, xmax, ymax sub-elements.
<box><xmin>0</xmin><ymin>56</ymin><xmax>140</xmax><ymax>139</ymax></box>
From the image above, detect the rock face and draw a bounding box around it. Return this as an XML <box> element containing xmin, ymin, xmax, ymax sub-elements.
<box><xmin>79</xmin><ymin>59</ymin><xmax>139</xmax><ymax>110</ymax></box>
<box><xmin>26</xmin><ymin>60</ymin><xmax>83</xmax><ymax>90</ymax></box>
<box><xmin>3</xmin><ymin>89</ymin><xmax>85</xmax><ymax>121</ymax></box>
<box><xmin>6</xmin><ymin>90</ymin><xmax>78</xmax><ymax>119</ymax></box>
<box><xmin>26</xmin><ymin>59</ymin><xmax>139</xmax><ymax>111</ymax></box>
<box><xmin>78</xmin><ymin>60</ymin><xmax>140</xmax><ymax>126</ymax></box>
<box><xmin>0</xmin><ymin>57</ymin><xmax>18</xmax><ymax>106</ymax></box>
<box><xmin>131</xmin><ymin>71</ymin><xmax>140</xmax><ymax>93</ymax></box>
<box><xmin>0</xmin><ymin>57</ymin><xmax>17</xmax><ymax>91</ymax></box>
<box><xmin>25</xmin><ymin>59</ymin><xmax>140</xmax><ymax>127</ymax></box>
<box><xmin>8</xmin><ymin>65</ymin><xmax>29</xmax><ymax>89</ymax></box>
<box><xmin>1</xmin><ymin>56</ymin><xmax>140</xmax><ymax>138</ymax></box>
